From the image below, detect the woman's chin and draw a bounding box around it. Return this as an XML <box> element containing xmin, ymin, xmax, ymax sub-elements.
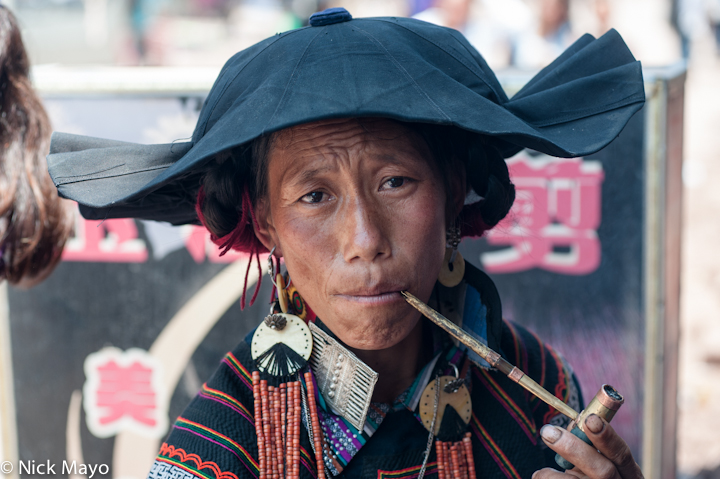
<box><xmin>323</xmin><ymin>309</ymin><xmax>420</xmax><ymax>352</ymax></box>
<box><xmin>340</xmin><ymin>332</ymin><xmax>410</xmax><ymax>351</ymax></box>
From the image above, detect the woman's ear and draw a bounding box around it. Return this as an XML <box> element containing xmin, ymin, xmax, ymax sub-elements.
<box><xmin>254</xmin><ymin>198</ymin><xmax>283</xmax><ymax>256</ymax></box>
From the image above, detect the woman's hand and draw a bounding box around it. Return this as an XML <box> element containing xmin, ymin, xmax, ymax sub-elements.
<box><xmin>533</xmin><ymin>414</ymin><xmax>644</xmax><ymax>479</ymax></box>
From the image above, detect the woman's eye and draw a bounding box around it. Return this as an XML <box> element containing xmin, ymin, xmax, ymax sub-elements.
<box><xmin>382</xmin><ymin>177</ymin><xmax>406</xmax><ymax>189</ymax></box>
<box><xmin>300</xmin><ymin>191</ymin><xmax>326</xmax><ymax>204</ymax></box>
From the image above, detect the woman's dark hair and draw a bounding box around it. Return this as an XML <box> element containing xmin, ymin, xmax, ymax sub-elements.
<box><xmin>405</xmin><ymin>123</ymin><xmax>516</xmax><ymax>236</ymax></box>
<box><xmin>197</xmin><ymin>120</ymin><xmax>515</xmax><ymax>250</ymax></box>
<box><xmin>0</xmin><ymin>7</ymin><xmax>72</xmax><ymax>286</ymax></box>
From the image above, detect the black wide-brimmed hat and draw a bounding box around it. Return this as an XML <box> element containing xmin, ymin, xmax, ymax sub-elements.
<box><xmin>47</xmin><ymin>8</ymin><xmax>644</xmax><ymax>225</ymax></box>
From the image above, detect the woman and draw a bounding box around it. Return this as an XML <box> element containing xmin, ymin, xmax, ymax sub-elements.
<box><xmin>47</xmin><ymin>8</ymin><xmax>645</xmax><ymax>478</ymax></box>
<box><xmin>0</xmin><ymin>5</ymin><xmax>72</xmax><ymax>286</ymax></box>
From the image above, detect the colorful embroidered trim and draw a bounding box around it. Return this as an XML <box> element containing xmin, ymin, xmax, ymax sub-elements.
<box><xmin>526</xmin><ymin>329</ymin><xmax>547</xmax><ymax>392</ymax></box>
<box><xmin>149</xmin><ymin>461</ymin><xmax>198</xmax><ymax>479</ymax></box>
<box><xmin>199</xmin><ymin>384</ymin><xmax>255</xmax><ymax>426</ymax></box>
<box><xmin>474</xmin><ymin>368</ymin><xmax>537</xmax><ymax>443</ymax></box>
<box><xmin>173</xmin><ymin>417</ymin><xmax>259</xmax><ymax>476</ymax></box>
<box><xmin>471</xmin><ymin>413</ymin><xmax>521</xmax><ymax>479</ymax></box>
<box><xmin>223</xmin><ymin>353</ymin><xmax>253</xmax><ymax>390</ymax></box>
<box><xmin>300</xmin><ymin>447</ymin><xmax>318</xmax><ymax>478</ymax></box>
<box><xmin>504</xmin><ymin>321</ymin><xmax>529</xmax><ymax>375</ymax></box>
<box><xmin>542</xmin><ymin>346</ymin><xmax>570</xmax><ymax>424</ymax></box>
<box><xmin>377</xmin><ymin>462</ymin><xmax>439</xmax><ymax>479</ymax></box>
<box><xmin>155</xmin><ymin>443</ymin><xmax>241</xmax><ymax>479</ymax></box>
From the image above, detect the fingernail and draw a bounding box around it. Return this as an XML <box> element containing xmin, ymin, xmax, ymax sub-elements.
<box><xmin>532</xmin><ymin>472</ymin><xmax>538</xmax><ymax>479</ymax></box>
<box><xmin>585</xmin><ymin>414</ymin><xmax>605</xmax><ymax>434</ymax></box>
<box><xmin>540</xmin><ymin>425</ymin><xmax>561</xmax><ymax>444</ymax></box>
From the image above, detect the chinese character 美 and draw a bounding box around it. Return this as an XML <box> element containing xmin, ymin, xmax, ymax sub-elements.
<box><xmin>83</xmin><ymin>347</ymin><xmax>167</xmax><ymax>438</ymax></box>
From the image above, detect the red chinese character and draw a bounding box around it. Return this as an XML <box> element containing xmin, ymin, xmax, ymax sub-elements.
<box><xmin>95</xmin><ymin>360</ymin><xmax>155</xmax><ymax>426</ymax></box>
<box><xmin>84</xmin><ymin>348</ymin><xmax>167</xmax><ymax>438</ymax></box>
<box><xmin>62</xmin><ymin>206</ymin><xmax>148</xmax><ymax>262</ymax></box>
<box><xmin>481</xmin><ymin>153</ymin><xmax>604</xmax><ymax>275</ymax></box>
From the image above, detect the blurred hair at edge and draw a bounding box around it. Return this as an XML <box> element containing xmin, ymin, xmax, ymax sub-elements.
<box><xmin>0</xmin><ymin>6</ymin><xmax>72</xmax><ymax>287</ymax></box>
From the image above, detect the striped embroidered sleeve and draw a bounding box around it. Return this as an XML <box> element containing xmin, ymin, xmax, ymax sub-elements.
<box><xmin>500</xmin><ymin>320</ymin><xmax>585</xmax><ymax>469</ymax></box>
<box><xmin>148</xmin><ymin>343</ymin><xmax>260</xmax><ymax>479</ymax></box>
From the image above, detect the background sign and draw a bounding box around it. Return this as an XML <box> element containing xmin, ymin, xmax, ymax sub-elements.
<box><xmin>0</xmin><ymin>67</ymin><xmax>684</xmax><ymax>479</ymax></box>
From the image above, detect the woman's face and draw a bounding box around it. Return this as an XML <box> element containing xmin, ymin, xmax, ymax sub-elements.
<box><xmin>255</xmin><ymin>118</ymin><xmax>455</xmax><ymax>351</ymax></box>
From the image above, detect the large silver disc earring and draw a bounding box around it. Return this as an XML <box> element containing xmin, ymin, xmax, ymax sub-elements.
<box><xmin>438</xmin><ymin>224</ymin><xmax>465</xmax><ymax>287</ymax></box>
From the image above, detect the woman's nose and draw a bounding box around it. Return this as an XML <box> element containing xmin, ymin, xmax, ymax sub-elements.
<box><xmin>340</xmin><ymin>196</ymin><xmax>391</xmax><ymax>263</ymax></box>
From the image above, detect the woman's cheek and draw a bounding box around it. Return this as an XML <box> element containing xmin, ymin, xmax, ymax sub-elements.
<box><xmin>399</xmin><ymin>189</ymin><xmax>447</xmax><ymax>256</ymax></box>
<box><xmin>278</xmin><ymin>206</ymin><xmax>335</xmax><ymax>255</ymax></box>
<box><xmin>276</xmin><ymin>211</ymin><xmax>336</xmax><ymax>305</ymax></box>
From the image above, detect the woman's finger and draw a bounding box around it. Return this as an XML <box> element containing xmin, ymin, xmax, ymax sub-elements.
<box><xmin>583</xmin><ymin>415</ymin><xmax>644</xmax><ymax>479</ymax></box>
<box><xmin>539</xmin><ymin>424</ymin><xmax>620</xmax><ymax>479</ymax></box>
<box><xmin>532</xmin><ymin>467</ymin><xmax>582</xmax><ymax>479</ymax></box>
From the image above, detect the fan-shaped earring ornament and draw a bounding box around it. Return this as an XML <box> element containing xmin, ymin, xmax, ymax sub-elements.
<box><xmin>419</xmin><ymin>375</ymin><xmax>471</xmax><ymax>441</ymax></box>
<box><xmin>251</xmin><ymin>313</ymin><xmax>312</xmax><ymax>377</ymax></box>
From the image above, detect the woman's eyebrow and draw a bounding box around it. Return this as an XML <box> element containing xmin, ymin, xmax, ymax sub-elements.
<box><xmin>283</xmin><ymin>164</ymin><xmax>336</xmax><ymax>188</ymax></box>
<box><xmin>373</xmin><ymin>146</ymin><xmax>433</xmax><ymax>168</ymax></box>
<box><xmin>374</xmin><ymin>152</ymin><xmax>421</xmax><ymax>165</ymax></box>
<box><xmin>280</xmin><ymin>147</ymin><xmax>426</xmax><ymax>190</ymax></box>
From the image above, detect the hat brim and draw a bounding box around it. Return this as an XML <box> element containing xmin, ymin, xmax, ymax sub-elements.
<box><xmin>48</xmin><ymin>20</ymin><xmax>644</xmax><ymax>225</ymax></box>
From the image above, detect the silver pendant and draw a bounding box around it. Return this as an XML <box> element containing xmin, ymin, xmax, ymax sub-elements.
<box><xmin>308</xmin><ymin>322</ymin><xmax>378</xmax><ymax>431</ymax></box>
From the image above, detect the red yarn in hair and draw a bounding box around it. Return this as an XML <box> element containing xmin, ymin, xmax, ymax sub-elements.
<box><xmin>196</xmin><ymin>186</ymin><xmax>269</xmax><ymax>309</ymax></box>
<box><xmin>458</xmin><ymin>202</ymin><xmax>491</xmax><ymax>238</ymax></box>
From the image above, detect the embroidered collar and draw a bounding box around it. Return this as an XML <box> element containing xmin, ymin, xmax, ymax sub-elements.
<box><xmin>311</xmin><ymin>343</ymin><xmax>468</xmax><ymax>475</ymax></box>
<box><xmin>308</xmin><ymin>265</ymin><xmax>502</xmax><ymax>476</ymax></box>
<box><xmin>242</xmin><ymin>263</ymin><xmax>505</xmax><ymax>475</ymax></box>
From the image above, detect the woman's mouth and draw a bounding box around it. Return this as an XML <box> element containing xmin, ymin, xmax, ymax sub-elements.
<box><xmin>335</xmin><ymin>287</ymin><xmax>406</xmax><ymax>305</ymax></box>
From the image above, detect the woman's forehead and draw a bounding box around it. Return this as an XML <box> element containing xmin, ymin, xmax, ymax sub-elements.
<box><xmin>273</xmin><ymin>118</ymin><xmax>423</xmax><ymax>151</ymax></box>
<box><xmin>268</xmin><ymin>118</ymin><xmax>434</xmax><ymax>171</ymax></box>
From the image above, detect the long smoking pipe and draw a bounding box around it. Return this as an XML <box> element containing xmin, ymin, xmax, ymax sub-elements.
<box><xmin>401</xmin><ymin>291</ymin><xmax>627</xmax><ymax>469</ymax></box>
<box><xmin>401</xmin><ymin>291</ymin><xmax>580</xmax><ymax>421</ymax></box>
